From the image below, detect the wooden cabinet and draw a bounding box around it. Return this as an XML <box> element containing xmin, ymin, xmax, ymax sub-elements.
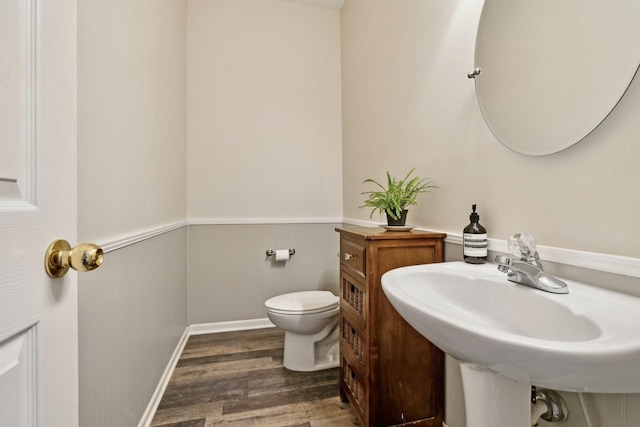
<box><xmin>336</xmin><ymin>225</ymin><xmax>446</xmax><ymax>427</ymax></box>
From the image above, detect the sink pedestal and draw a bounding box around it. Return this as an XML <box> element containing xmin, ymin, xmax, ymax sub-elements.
<box><xmin>460</xmin><ymin>363</ymin><xmax>531</xmax><ymax>427</ymax></box>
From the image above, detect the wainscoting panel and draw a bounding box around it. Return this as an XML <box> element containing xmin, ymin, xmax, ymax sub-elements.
<box><xmin>78</xmin><ymin>228</ymin><xmax>188</xmax><ymax>427</ymax></box>
<box><xmin>540</xmin><ymin>392</ymin><xmax>640</xmax><ymax>427</ymax></box>
<box><xmin>187</xmin><ymin>223</ymin><xmax>341</xmax><ymax>324</ymax></box>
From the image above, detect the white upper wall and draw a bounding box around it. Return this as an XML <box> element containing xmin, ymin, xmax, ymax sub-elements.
<box><xmin>187</xmin><ymin>0</ymin><xmax>343</xmax><ymax>220</ymax></box>
<box><xmin>341</xmin><ymin>0</ymin><xmax>640</xmax><ymax>259</ymax></box>
<box><xmin>78</xmin><ymin>0</ymin><xmax>640</xmax><ymax>260</ymax></box>
<box><xmin>78</xmin><ymin>0</ymin><xmax>187</xmax><ymax>242</ymax></box>
<box><xmin>282</xmin><ymin>0</ymin><xmax>345</xmax><ymax>9</ymax></box>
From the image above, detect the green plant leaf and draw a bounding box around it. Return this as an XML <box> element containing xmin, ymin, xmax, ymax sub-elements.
<box><xmin>359</xmin><ymin>167</ymin><xmax>440</xmax><ymax>220</ymax></box>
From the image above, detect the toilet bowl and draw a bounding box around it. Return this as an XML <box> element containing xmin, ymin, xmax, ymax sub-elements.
<box><xmin>265</xmin><ymin>291</ymin><xmax>340</xmax><ymax>372</ymax></box>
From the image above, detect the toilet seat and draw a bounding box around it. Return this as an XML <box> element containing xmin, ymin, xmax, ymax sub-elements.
<box><xmin>265</xmin><ymin>291</ymin><xmax>339</xmax><ymax>315</ymax></box>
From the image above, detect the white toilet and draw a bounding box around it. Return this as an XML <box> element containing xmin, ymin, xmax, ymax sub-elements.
<box><xmin>265</xmin><ymin>291</ymin><xmax>340</xmax><ymax>372</ymax></box>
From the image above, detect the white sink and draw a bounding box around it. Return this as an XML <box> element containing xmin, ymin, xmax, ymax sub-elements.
<box><xmin>381</xmin><ymin>261</ymin><xmax>640</xmax><ymax>426</ymax></box>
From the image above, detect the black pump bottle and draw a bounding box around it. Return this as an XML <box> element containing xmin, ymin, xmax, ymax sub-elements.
<box><xmin>463</xmin><ymin>204</ymin><xmax>487</xmax><ymax>264</ymax></box>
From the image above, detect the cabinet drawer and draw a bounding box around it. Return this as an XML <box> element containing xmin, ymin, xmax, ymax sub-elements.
<box><xmin>341</xmin><ymin>316</ymin><xmax>365</xmax><ymax>366</ymax></box>
<box><xmin>343</xmin><ymin>357</ymin><xmax>366</xmax><ymax>414</ymax></box>
<box><xmin>340</xmin><ymin>238</ymin><xmax>365</xmax><ymax>277</ymax></box>
<box><xmin>341</xmin><ymin>271</ymin><xmax>366</xmax><ymax>322</ymax></box>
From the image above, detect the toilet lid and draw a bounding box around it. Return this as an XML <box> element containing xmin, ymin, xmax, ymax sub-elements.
<box><xmin>265</xmin><ymin>291</ymin><xmax>339</xmax><ymax>315</ymax></box>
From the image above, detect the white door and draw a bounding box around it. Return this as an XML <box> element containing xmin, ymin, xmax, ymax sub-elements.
<box><xmin>0</xmin><ymin>0</ymin><xmax>79</xmax><ymax>425</ymax></box>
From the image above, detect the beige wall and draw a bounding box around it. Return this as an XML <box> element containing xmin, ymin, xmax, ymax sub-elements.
<box><xmin>187</xmin><ymin>0</ymin><xmax>343</xmax><ymax>220</ymax></box>
<box><xmin>79</xmin><ymin>0</ymin><xmax>187</xmax><ymax>243</ymax></box>
<box><xmin>185</xmin><ymin>0</ymin><xmax>344</xmax><ymax>338</ymax></box>
<box><xmin>341</xmin><ymin>0</ymin><xmax>640</xmax><ymax>259</ymax></box>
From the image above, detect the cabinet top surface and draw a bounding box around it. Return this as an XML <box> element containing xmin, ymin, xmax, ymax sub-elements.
<box><xmin>336</xmin><ymin>225</ymin><xmax>447</xmax><ymax>241</ymax></box>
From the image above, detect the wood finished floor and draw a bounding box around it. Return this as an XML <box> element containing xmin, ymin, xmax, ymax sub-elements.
<box><xmin>150</xmin><ymin>328</ymin><xmax>360</xmax><ymax>427</ymax></box>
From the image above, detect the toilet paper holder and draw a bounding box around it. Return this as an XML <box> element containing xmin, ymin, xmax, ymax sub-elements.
<box><xmin>266</xmin><ymin>248</ymin><xmax>296</xmax><ymax>257</ymax></box>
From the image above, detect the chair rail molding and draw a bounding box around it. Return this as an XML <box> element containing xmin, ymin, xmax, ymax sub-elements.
<box><xmin>189</xmin><ymin>218</ymin><xmax>342</xmax><ymax>225</ymax></box>
<box><xmin>97</xmin><ymin>218</ymin><xmax>342</xmax><ymax>253</ymax></box>
<box><xmin>96</xmin><ymin>217</ymin><xmax>639</xmax><ymax>278</ymax></box>
<box><xmin>99</xmin><ymin>221</ymin><xmax>188</xmax><ymax>253</ymax></box>
<box><xmin>342</xmin><ymin>218</ymin><xmax>640</xmax><ymax>279</ymax></box>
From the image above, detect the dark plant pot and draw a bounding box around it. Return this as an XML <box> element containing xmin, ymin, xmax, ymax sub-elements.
<box><xmin>386</xmin><ymin>210</ymin><xmax>408</xmax><ymax>226</ymax></box>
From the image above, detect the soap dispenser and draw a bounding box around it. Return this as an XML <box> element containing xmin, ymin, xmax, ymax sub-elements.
<box><xmin>463</xmin><ymin>204</ymin><xmax>487</xmax><ymax>264</ymax></box>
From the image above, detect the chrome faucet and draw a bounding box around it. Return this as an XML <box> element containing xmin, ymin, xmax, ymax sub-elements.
<box><xmin>495</xmin><ymin>233</ymin><xmax>569</xmax><ymax>294</ymax></box>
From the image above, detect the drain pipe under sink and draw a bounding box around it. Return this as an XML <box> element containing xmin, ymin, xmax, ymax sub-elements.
<box><xmin>531</xmin><ymin>398</ymin><xmax>548</xmax><ymax>425</ymax></box>
<box><xmin>531</xmin><ymin>386</ymin><xmax>569</xmax><ymax>425</ymax></box>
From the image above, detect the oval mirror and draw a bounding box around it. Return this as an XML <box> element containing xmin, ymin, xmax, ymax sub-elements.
<box><xmin>474</xmin><ymin>0</ymin><xmax>640</xmax><ymax>156</ymax></box>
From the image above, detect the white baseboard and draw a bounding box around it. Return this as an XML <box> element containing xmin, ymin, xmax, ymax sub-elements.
<box><xmin>137</xmin><ymin>326</ymin><xmax>190</xmax><ymax>427</ymax></box>
<box><xmin>189</xmin><ymin>318</ymin><xmax>275</xmax><ymax>335</ymax></box>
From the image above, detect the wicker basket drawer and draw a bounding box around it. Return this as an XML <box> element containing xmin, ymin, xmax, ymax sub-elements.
<box><xmin>341</xmin><ymin>316</ymin><xmax>365</xmax><ymax>365</ymax></box>
<box><xmin>343</xmin><ymin>357</ymin><xmax>366</xmax><ymax>413</ymax></box>
<box><xmin>341</xmin><ymin>272</ymin><xmax>366</xmax><ymax>321</ymax></box>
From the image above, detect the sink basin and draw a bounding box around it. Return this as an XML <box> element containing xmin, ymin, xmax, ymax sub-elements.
<box><xmin>382</xmin><ymin>262</ymin><xmax>640</xmax><ymax>427</ymax></box>
<box><xmin>382</xmin><ymin>261</ymin><xmax>640</xmax><ymax>392</ymax></box>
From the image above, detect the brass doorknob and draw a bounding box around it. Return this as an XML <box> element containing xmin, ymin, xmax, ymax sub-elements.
<box><xmin>44</xmin><ymin>239</ymin><xmax>104</xmax><ymax>278</ymax></box>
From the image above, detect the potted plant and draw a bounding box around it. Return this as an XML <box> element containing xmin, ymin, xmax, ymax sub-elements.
<box><xmin>360</xmin><ymin>167</ymin><xmax>438</xmax><ymax>226</ymax></box>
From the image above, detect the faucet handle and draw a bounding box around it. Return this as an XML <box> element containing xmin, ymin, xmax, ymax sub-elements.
<box><xmin>508</xmin><ymin>233</ymin><xmax>537</xmax><ymax>259</ymax></box>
